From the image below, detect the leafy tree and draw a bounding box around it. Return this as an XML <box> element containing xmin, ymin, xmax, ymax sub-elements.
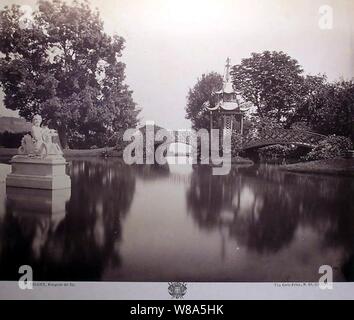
<box><xmin>231</xmin><ymin>51</ymin><xmax>304</xmax><ymax>124</ymax></box>
<box><xmin>290</xmin><ymin>75</ymin><xmax>354</xmax><ymax>139</ymax></box>
<box><xmin>185</xmin><ymin>72</ymin><xmax>223</xmax><ymax>130</ymax></box>
<box><xmin>306</xmin><ymin>80</ymin><xmax>354</xmax><ymax>139</ymax></box>
<box><xmin>0</xmin><ymin>0</ymin><xmax>139</xmax><ymax>148</ymax></box>
<box><xmin>289</xmin><ymin>74</ymin><xmax>327</xmax><ymax>124</ymax></box>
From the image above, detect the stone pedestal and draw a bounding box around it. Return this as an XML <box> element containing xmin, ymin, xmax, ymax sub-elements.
<box><xmin>6</xmin><ymin>155</ymin><xmax>71</xmax><ymax>190</ymax></box>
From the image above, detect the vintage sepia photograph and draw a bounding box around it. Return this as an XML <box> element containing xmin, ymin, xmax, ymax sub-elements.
<box><xmin>0</xmin><ymin>0</ymin><xmax>353</xmax><ymax>300</ymax></box>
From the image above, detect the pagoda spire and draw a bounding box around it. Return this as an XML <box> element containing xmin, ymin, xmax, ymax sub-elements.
<box><xmin>224</xmin><ymin>57</ymin><xmax>231</xmax><ymax>83</ymax></box>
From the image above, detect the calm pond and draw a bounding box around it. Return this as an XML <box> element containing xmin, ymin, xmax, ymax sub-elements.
<box><xmin>0</xmin><ymin>157</ymin><xmax>353</xmax><ymax>282</ymax></box>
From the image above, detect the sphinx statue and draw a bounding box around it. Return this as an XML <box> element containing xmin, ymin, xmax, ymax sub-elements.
<box><xmin>18</xmin><ymin>114</ymin><xmax>63</xmax><ymax>158</ymax></box>
<box><xmin>6</xmin><ymin>114</ymin><xmax>71</xmax><ymax>190</ymax></box>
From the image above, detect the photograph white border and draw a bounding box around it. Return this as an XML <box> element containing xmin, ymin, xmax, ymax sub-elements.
<box><xmin>0</xmin><ymin>281</ymin><xmax>353</xmax><ymax>300</ymax></box>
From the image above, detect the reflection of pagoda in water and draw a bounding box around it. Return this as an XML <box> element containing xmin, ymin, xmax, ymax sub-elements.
<box><xmin>204</xmin><ymin>58</ymin><xmax>250</xmax><ymax>137</ymax></box>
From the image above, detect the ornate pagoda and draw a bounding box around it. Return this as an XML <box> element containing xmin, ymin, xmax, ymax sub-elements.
<box><xmin>204</xmin><ymin>57</ymin><xmax>250</xmax><ymax>138</ymax></box>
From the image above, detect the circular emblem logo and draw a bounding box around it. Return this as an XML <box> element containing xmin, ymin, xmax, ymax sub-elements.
<box><xmin>168</xmin><ymin>282</ymin><xmax>187</xmax><ymax>299</ymax></box>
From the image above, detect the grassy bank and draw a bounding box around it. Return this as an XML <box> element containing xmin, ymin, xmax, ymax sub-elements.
<box><xmin>0</xmin><ymin>147</ymin><xmax>121</xmax><ymax>158</ymax></box>
<box><xmin>281</xmin><ymin>158</ymin><xmax>354</xmax><ymax>177</ymax></box>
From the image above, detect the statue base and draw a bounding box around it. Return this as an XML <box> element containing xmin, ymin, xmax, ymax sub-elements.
<box><xmin>6</xmin><ymin>155</ymin><xmax>71</xmax><ymax>190</ymax></box>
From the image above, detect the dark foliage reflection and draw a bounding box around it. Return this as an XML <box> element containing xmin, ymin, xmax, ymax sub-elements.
<box><xmin>1</xmin><ymin>158</ymin><xmax>354</xmax><ymax>282</ymax></box>
<box><xmin>0</xmin><ymin>159</ymin><xmax>136</xmax><ymax>280</ymax></box>
<box><xmin>186</xmin><ymin>164</ymin><xmax>354</xmax><ymax>256</ymax></box>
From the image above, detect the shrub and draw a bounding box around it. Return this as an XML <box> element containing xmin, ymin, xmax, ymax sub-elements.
<box><xmin>303</xmin><ymin>135</ymin><xmax>353</xmax><ymax>161</ymax></box>
<box><xmin>0</xmin><ymin>131</ymin><xmax>28</xmax><ymax>148</ymax></box>
<box><xmin>258</xmin><ymin>144</ymin><xmax>292</xmax><ymax>160</ymax></box>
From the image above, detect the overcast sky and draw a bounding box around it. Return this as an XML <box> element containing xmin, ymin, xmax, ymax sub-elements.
<box><xmin>1</xmin><ymin>0</ymin><xmax>353</xmax><ymax>129</ymax></box>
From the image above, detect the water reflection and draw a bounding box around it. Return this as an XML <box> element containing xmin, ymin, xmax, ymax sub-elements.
<box><xmin>0</xmin><ymin>187</ymin><xmax>70</xmax><ymax>280</ymax></box>
<box><xmin>187</xmin><ymin>165</ymin><xmax>354</xmax><ymax>255</ymax></box>
<box><xmin>0</xmin><ymin>159</ymin><xmax>354</xmax><ymax>281</ymax></box>
<box><xmin>0</xmin><ymin>159</ymin><xmax>136</xmax><ymax>280</ymax></box>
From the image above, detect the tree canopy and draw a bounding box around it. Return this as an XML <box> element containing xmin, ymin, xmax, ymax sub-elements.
<box><xmin>231</xmin><ymin>51</ymin><xmax>304</xmax><ymax>123</ymax></box>
<box><xmin>185</xmin><ymin>72</ymin><xmax>223</xmax><ymax>131</ymax></box>
<box><xmin>301</xmin><ymin>78</ymin><xmax>354</xmax><ymax>138</ymax></box>
<box><xmin>185</xmin><ymin>51</ymin><xmax>354</xmax><ymax>144</ymax></box>
<box><xmin>230</xmin><ymin>51</ymin><xmax>353</xmax><ymax>140</ymax></box>
<box><xmin>0</xmin><ymin>0</ymin><xmax>140</xmax><ymax>148</ymax></box>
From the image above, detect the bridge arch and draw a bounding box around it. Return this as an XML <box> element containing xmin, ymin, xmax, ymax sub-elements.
<box><xmin>136</xmin><ymin>125</ymin><xmax>326</xmax><ymax>151</ymax></box>
<box><xmin>242</xmin><ymin>129</ymin><xmax>326</xmax><ymax>150</ymax></box>
<box><xmin>242</xmin><ymin>141</ymin><xmax>316</xmax><ymax>150</ymax></box>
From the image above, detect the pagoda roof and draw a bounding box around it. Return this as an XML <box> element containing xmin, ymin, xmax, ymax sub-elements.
<box><xmin>205</xmin><ymin>57</ymin><xmax>242</xmax><ymax>112</ymax></box>
<box><xmin>218</xmin><ymin>101</ymin><xmax>239</xmax><ymax>111</ymax></box>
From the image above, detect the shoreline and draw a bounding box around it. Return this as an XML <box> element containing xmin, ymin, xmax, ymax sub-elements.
<box><xmin>1</xmin><ymin>147</ymin><xmax>354</xmax><ymax>177</ymax></box>
<box><xmin>0</xmin><ymin>147</ymin><xmax>121</xmax><ymax>158</ymax></box>
<box><xmin>280</xmin><ymin>158</ymin><xmax>354</xmax><ymax>177</ymax></box>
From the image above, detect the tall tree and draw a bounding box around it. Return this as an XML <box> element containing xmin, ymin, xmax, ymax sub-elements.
<box><xmin>231</xmin><ymin>51</ymin><xmax>304</xmax><ymax>124</ymax></box>
<box><xmin>307</xmin><ymin>80</ymin><xmax>354</xmax><ymax>138</ymax></box>
<box><xmin>185</xmin><ymin>72</ymin><xmax>223</xmax><ymax>130</ymax></box>
<box><xmin>0</xmin><ymin>0</ymin><xmax>139</xmax><ymax>148</ymax></box>
<box><xmin>289</xmin><ymin>75</ymin><xmax>354</xmax><ymax>139</ymax></box>
<box><xmin>292</xmin><ymin>74</ymin><xmax>327</xmax><ymax>119</ymax></box>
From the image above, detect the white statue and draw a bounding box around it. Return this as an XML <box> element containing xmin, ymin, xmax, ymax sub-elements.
<box><xmin>18</xmin><ymin>114</ymin><xmax>63</xmax><ymax>158</ymax></box>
